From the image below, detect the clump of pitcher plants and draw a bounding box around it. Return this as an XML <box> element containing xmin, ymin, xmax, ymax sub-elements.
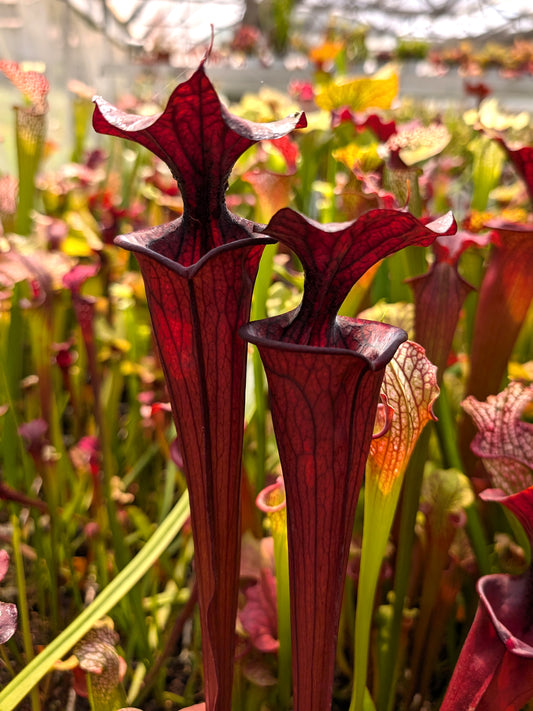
<box><xmin>0</xmin><ymin>41</ymin><xmax>533</xmax><ymax>711</ymax></box>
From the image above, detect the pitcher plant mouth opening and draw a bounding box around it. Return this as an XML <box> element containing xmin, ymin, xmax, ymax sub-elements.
<box><xmin>114</xmin><ymin>215</ymin><xmax>276</xmax><ymax>276</ymax></box>
<box><xmin>93</xmin><ymin>47</ymin><xmax>306</xmax><ymax>265</ymax></box>
<box><xmin>242</xmin><ymin>310</ymin><xmax>406</xmax><ymax>367</ymax></box>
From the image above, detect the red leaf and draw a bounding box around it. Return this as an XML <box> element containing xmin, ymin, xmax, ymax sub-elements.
<box><xmin>483</xmin><ymin>486</ymin><xmax>533</xmax><ymax>545</ymax></box>
<box><xmin>464</xmin><ymin>80</ymin><xmax>491</xmax><ymax>102</ymax></box>
<box><xmin>474</xmin><ymin>223</ymin><xmax>533</xmax><ymax>397</ymax></box>
<box><xmin>460</xmin><ymin>221</ymin><xmax>533</xmax><ymax>474</ymax></box>
<box><xmin>63</xmin><ymin>264</ymin><xmax>99</xmax><ymax>294</ymax></box>
<box><xmin>258</xmin><ymin>207</ymin><xmax>456</xmax><ymax>346</ymax></box>
<box><xmin>432</xmin><ymin>229</ymin><xmax>490</xmax><ymax>265</ymax></box>
<box><xmin>0</xmin><ymin>603</ymin><xmax>17</xmax><ymax>646</ymax></box>
<box><xmin>441</xmin><ymin>574</ymin><xmax>533</xmax><ymax>711</ymax></box>
<box><xmin>462</xmin><ymin>382</ymin><xmax>533</xmax><ymax>493</ymax></box>
<box><xmin>266</xmin><ymin>134</ymin><xmax>300</xmax><ymax>173</ymax></box>
<box><xmin>0</xmin><ymin>551</ymin><xmax>8</xmax><ymax>582</ymax></box>
<box><xmin>357</xmin><ymin>113</ymin><xmax>397</xmax><ymax>142</ymax></box>
<box><xmin>408</xmin><ymin>231</ymin><xmax>489</xmax><ymax>377</ymax></box>
<box><xmin>495</xmin><ymin>139</ymin><xmax>533</xmax><ymax>207</ymax></box>
<box><xmin>239</xmin><ymin>568</ymin><xmax>279</xmax><ymax>654</ymax></box>
<box><xmin>441</xmin><ymin>487</ymin><xmax>533</xmax><ymax>711</ymax></box>
<box><xmin>331</xmin><ymin>110</ymin><xmax>397</xmax><ymax>142</ymax></box>
<box><xmin>0</xmin><ymin>552</ymin><xmax>16</xmax><ymax>645</ymax></box>
<box><xmin>93</xmin><ymin>56</ymin><xmax>306</xmax><ymax>264</ymax></box>
<box><xmin>409</xmin><ymin>261</ymin><xmax>471</xmax><ymax>377</ymax></box>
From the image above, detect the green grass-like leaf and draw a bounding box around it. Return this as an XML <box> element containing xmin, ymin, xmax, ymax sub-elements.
<box><xmin>0</xmin><ymin>490</ymin><xmax>190</xmax><ymax>710</ymax></box>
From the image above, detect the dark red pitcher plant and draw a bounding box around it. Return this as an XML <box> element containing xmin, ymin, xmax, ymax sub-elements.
<box><xmin>460</xmin><ymin>132</ymin><xmax>533</xmax><ymax>475</ymax></box>
<box><xmin>92</xmin><ymin>51</ymin><xmax>306</xmax><ymax>711</ymax></box>
<box><xmin>241</xmin><ymin>206</ymin><xmax>456</xmax><ymax>711</ymax></box>
<box><xmin>441</xmin><ymin>485</ymin><xmax>533</xmax><ymax>711</ymax></box>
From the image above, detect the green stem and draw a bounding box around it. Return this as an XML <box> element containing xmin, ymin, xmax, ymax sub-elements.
<box><xmin>0</xmin><ymin>491</ymin><xmax>190</xmax><ymax>711</ymax></box>
<box><xmin>351</xmin><ymin>478</ymin><xmax>402</xmax><ymax>711</ymax></box>
<box><xmin>0</xmin><ymin>347</ymin><xmax>32</xmax><ymax>490</ymax></box>
<box><xmin>470</xmin><ymin>136</ymin><xmax>504</xmax><ymax>212</ymax></box>
<box><xmin>434</xmin><ymin>386</ymin><xmax>490</xmax><ymax>575</ymax></box>
<box><xmin>11</xmin><ymin>516</ymin><xmax>42</xmax><ymax>711</ymax></box>
<box><xmin>0</xmin><ymin>645</ymin><xmax>15</xmax><ymax>677</ymax></box>
<box><xmin>273</xmin><ymin>522</ymin><xmax>291</xmax><ymax>710</ymax></box>
<box><xmin>404</xmin><ymin>543</ymin><xmax>448</xmax><ymax>704</ymax></box>
<box><xmin>350</xmin><ymin>542</ymin><xmax>382</xmax><ymax>711</ymax></box>
<box><xmin>250</xmin><ymin>243</ymin><xmax>277</xmax><ymax>493</ymax></box>
<box><xmin>14</xmin><ymin>107</ymin><xmax>45</xmax><ymax>236</ymax></box>
<box><xmin>378</xmin><ymin>428</ymin><xmax>430</xmax><ymax>711</ymax></box>
<box><xmin>386</xmin><ymin>251</ymin><xmax>414</xmax><ymax>302</ymax></box>
<box><xmin>120</xmin><ymin>144</ymin><xmax>143</xmax><ymax>208</ymax></box>
<box><xmin>97</xmin><ymin>360</ymin><xmax>150</xmax><ymax>655</ymax></box>
<box><xmin>465</xmin><ymin>504</ymin><xmax>490</xmax><ymax>576</ymax></box>
<box><xmin>252</xmin><ymin>350</ymin><xmax>267</xmax><ymax>493</ymax></box>
<box><xmin>434</xmin><ymin>383</ymin><xmax>461</xmax><ymax>470</ymax></box>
